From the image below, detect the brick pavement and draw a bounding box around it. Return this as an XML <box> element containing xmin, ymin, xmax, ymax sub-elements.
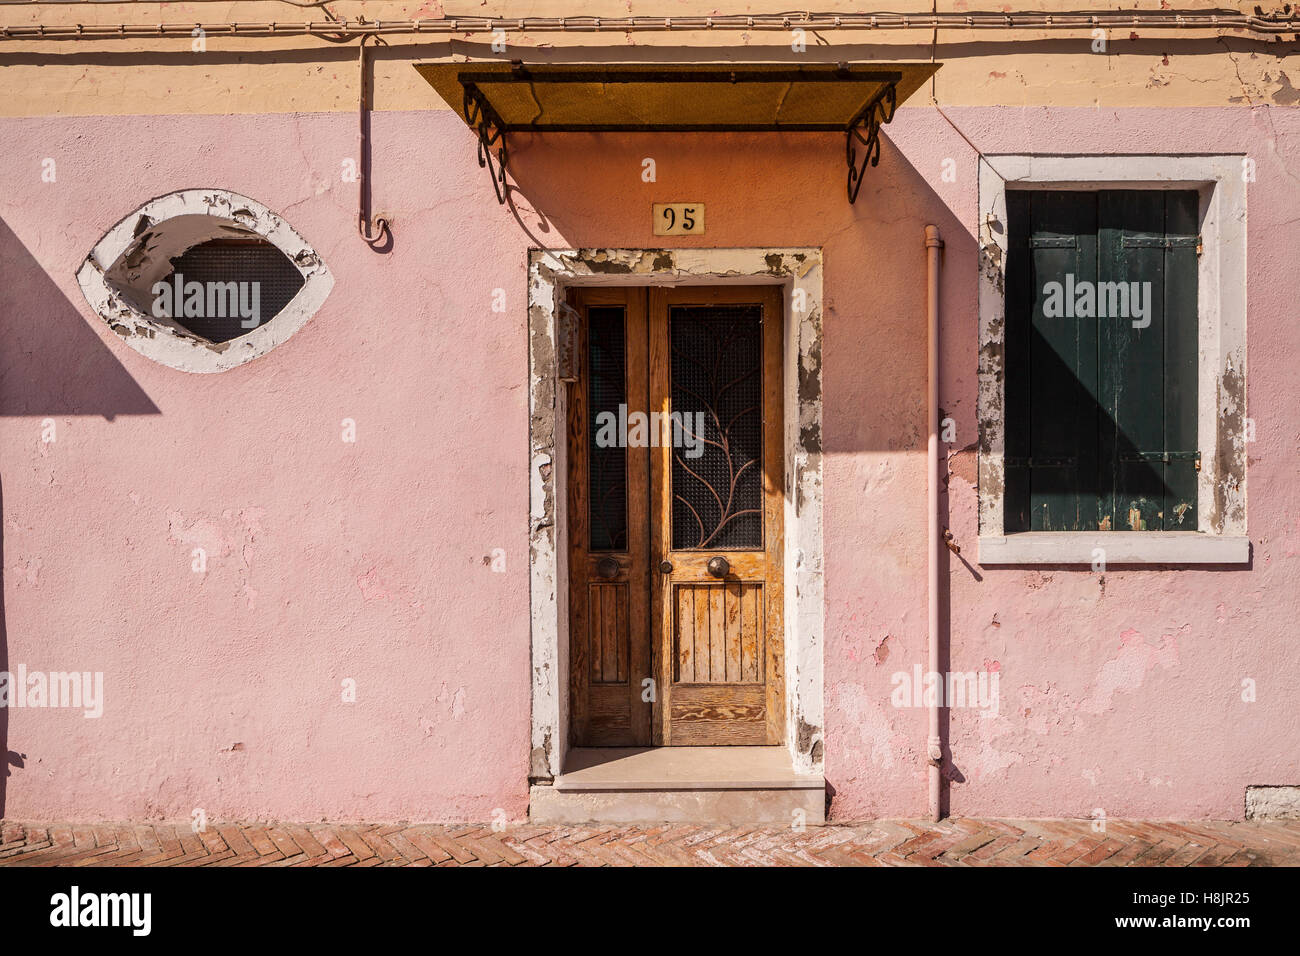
<box><xmin>2</xmin><ymin>817</ymin><xmax>1297</xmax><ymax>866</ymax></box>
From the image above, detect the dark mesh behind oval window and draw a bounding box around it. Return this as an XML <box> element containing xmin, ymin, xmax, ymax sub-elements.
<box><xmin>165</xmin><ymin>238</ymin><xmax>305</xmax><ymax>343</ymax></box>
<box><xmin>670</xmin><ymin>304</ymin><xmax>763</xmax><ymax>550</ymax></box>
<box><xmin>587</xmin><ymin>306</ymin><xmax>628</xmax><ymax>552</ymax></box>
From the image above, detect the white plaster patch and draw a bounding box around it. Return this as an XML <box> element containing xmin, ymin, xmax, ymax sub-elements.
<box><xmin>1246</xmin><ymin>786</ymin><xmax>1300</xmax><ymax>819</ymax></box>
<box><xmin>166</xmin><ymin>506</ymin><xmax>266</xmax><ymax>605</ymax></box>
<box><xmin>76</xmin><ymin>188</ymin><xmax>333</xmax><ymax>373</ymax></box>
<box><xmin>831</xmin><ymin>680</ymin><xmax>905</xmax><ymax>772</ymax></box>
<box><xmin>1078</xmin><ymin>628</ymin><xmax>1179</xmax><ymax>716</ymax></box>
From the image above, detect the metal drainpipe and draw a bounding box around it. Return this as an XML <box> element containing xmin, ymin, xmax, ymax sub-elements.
<box><xmin>357</xmin><ymin>33</ymin><xmax>390</xmax><ymax>247</ymax></box>
<box><xmin>925</xmin><ymin>224</ymin><xmax>944</xmax><ymax>823</ymax></box>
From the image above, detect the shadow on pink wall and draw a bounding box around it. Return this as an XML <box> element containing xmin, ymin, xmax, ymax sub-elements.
<box><xmin>0</xmin><ymin>216</ymin><xmax>159</xmax><ymax>815</ymax></box>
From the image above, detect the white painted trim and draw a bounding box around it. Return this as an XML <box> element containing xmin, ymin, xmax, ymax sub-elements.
<box><xmin>526</xmin><ymin>248</ymin><xmax>825</xmax><ymax>782</ymax></box>
<box><xmin>976</xmin><ymin>154</ymin><xmax>1248</xmax><ymax>565</ymax></box>
<box><xmin>979</xmin><ymin>532</ymin><xmax>1249</xmax><ymax>565</ymax></box>
<box><xmin>76</xmin><ymin>188</ymin><xmax>333</xmax><ymax>373</ymax></box>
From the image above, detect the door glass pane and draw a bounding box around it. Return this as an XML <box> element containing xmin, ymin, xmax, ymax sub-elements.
<box><xmin>670</xmin><ymin>304</ymin><xmax>764</xmax><ymax>550</ymax></box>
<box><xmin>587</xmin><ymin>306</ymin><xmax>628</xmax><ymax>551</ymax></box>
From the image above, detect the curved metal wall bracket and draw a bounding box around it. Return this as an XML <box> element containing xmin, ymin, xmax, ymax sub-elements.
<box><xmin>463</xmin><ymin>84</ymin><xmax>510</xmax><ymax>205</ymax></box>
<box><xmin>846</xmin><ymin>82</ymin><xmax>898</xmax><ymax>205</ymax></box>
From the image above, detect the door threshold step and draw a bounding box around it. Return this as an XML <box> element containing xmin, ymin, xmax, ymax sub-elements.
<box><xmin>531</xmin><ymin>747</ymin><xmax>825</xmax><ymax>825</ymax></box>
<box><xmin>554</xmin><ymin>747</ymin><xmax>821</xmax><ymax>791</ymax></box>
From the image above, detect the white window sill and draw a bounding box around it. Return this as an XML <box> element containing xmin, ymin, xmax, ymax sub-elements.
<box><xmin>978</xmin><ymin>532</ymin><xmax>1250</xmax><ymax>566</ymax></box>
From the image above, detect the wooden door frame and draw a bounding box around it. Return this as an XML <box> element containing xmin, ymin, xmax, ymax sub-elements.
<box><xmin>526</xmin><ymin>248</ymin><xmax>826</xmax><ymax>784</ymax></box>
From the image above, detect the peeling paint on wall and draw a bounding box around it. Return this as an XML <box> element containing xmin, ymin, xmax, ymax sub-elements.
<box><xmin>76</xmin><ymin>189</ymin><xmax>333</xmax><ymax>373</ymax></box>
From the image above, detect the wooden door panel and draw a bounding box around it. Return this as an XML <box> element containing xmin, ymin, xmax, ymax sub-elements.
<box><xmin>673</xmin><ymin>582</ymin><xmax>764</xmax><ymax>684</ymax></box>
<box><xmin>567</xmin><ymin>288</ymin><xmax>651</xmax><ymax>747</ymax></box>
<box><xmin>669</xmin><ymin>685</ymin><xmax>768</xmax><ymax>745</ymax></box>
<box><xmin>588</xmin><ymin>583</ymin><xmax>628</xmax><ymax>683</ymax></box>
<box><xmin>585</xmin><ymin>685</ymin><xmax>633</xmax><ymax>745</ymax></box>
<box><xmin>650</xmin><ymin>285</ymin><xmax>784</xmax><ymax>746</ymax></box>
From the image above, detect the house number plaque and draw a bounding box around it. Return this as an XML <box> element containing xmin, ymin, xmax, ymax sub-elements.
<box><xmin>653</xmin><ymin>203</ymin><xmax>705</xmax><ymax>236</ymax></box>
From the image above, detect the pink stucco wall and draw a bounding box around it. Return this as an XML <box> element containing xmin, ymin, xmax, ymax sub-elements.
<box><xmin>0</xmin><ymin>105</ymin><xmax>1296</xmax><ymax>821</ymax></box>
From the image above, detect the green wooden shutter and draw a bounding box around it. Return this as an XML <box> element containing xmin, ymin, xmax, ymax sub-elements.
<box><xmin>1159</xmin><ymin>191</ymin><xmax>1200</xmax><ymax>531</ymax></box>
<box><xmin>1003</xmin><ymin>189</ymin><xmax>1199</xmax><ymax>534</ymax></box>
<box><xmin>1098</xmin><ymin>190</ymin><xmax>1199</xmax><ymax>531</ymax></box>
<box><xmin>1005</xmin><ymin>190</ymin><xmax>1101</xmax><ymax>532</ymax></box>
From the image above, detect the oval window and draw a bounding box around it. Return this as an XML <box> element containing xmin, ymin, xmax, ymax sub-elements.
<box><xmin>76</xmin><ymin>189</ymin><xmax>334</xmax><ymax>373</ymax></box>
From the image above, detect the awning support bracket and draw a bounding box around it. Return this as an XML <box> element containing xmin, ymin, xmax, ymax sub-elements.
<box><xmin>463</xmin><ymin>83</ymin><xmax>510</xmax><ymax>204</ymax></box>
<box><xmin>846</xmin><ymin>81</ymin><xmax>898</xmax><ymax>204</ymax></box>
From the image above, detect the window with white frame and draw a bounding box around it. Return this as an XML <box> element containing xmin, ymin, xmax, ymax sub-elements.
<box><xmin>77</xmin><ymin>188</ymin><xmax>333</xmax><ymax>373</ymax></box>
<box><xmin>976</xmin><ymin>156</ymin><xmax>1249</xmax><ymax>566</ymax></box>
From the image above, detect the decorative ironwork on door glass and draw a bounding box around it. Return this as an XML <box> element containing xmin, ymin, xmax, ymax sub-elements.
<box><xmin>670</xmin><ymin>305</ymin><xmax>764</xmax><ymax>550</ymax></box>
<box><xmin>587</xmin><ymin>307</ymin><xmax>628</xmax><ymax>551</ymax></box>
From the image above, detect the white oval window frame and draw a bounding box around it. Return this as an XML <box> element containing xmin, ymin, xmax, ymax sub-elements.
<box><xmin>76</xmin><ymin>188</ymin><xmax>334</xmax><ymax>373</ymax></box>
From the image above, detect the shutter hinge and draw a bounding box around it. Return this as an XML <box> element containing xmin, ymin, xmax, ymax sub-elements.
<box><xmin>1004</xmin><ymin>456</ymin><xmax>1078</xmax><ymax>469</ymax></box>
<box><xmin>1119</xmin><ymin>450</ymin><xmax>1201</xmax><ymax>469</ymax></box>
<box><xmin>1121</xmin><ymin>235</ymin><xmax>1201</xmax><ymax>250</ymax></box>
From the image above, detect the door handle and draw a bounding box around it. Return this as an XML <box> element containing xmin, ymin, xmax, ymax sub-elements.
<box><xmin>659</xmin><ymin>560</ymin><xmax>673</xmax><ymax>574</ymax></box>
<box><xmin>706</xmin><ymin>556</ymin><xmax>730</xmax><ymax>578</ymax></box>
<box><xmin>596</xmin><ymin>557</ymin><xmax>619</xmax><ymax>580</ymax></box>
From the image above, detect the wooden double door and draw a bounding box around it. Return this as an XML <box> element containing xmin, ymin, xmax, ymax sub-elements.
<box><xmin>567</xmin><ymin>286</ymin><xmax>784</xmax><ymax>747</ymax></box>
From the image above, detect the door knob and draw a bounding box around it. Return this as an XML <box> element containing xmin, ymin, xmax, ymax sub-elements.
<box><xmin>707</xmin><ymin>556</ymin><xmax>730</xmax><ymax>578</ymax></box>
<box><xmin>659</xmin><ymin>560</ymin><xmax>673</xmax><ymax>574</ymax></box>
<box><xmin>596</xmin><ymin>557</ymin><xmax>619</xmax><ymax>580</ymax></box>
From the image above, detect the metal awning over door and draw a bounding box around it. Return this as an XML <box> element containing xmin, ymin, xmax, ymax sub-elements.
<box><xmin>414</xmin><ymin>60</ymin><xmax>939</xmax><ymax>204</ymax></box>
